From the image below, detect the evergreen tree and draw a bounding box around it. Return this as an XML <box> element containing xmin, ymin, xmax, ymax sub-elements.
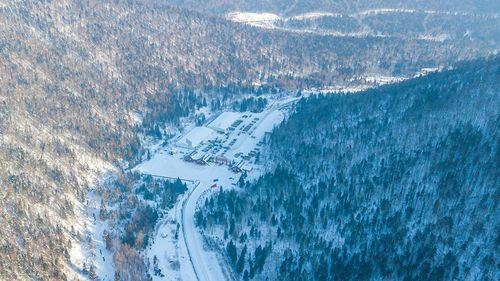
<box><xmin>226</xmin><ymin>240</ymin><xmax>238</xmax><ymax>266</ymax></box>
<box><xmin>236</xmin><ymin>245</ymin><xmax>247</xmax><ymax>273</ymax></box>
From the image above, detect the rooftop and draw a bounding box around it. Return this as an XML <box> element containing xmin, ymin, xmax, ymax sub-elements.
<box><xmin>176</xmin><ymin>126</ymin><xmax>217</xmax><ymax>148</ymax></box>
<box><xmin>208</xmin><ymin>112</ymin><xmax>242</xmax><ymax>131</ymax></box>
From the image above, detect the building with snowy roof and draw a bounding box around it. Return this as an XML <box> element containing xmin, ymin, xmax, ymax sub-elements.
<box><xmin>176</xmin><ymin>126</ymin><xmax>217</xmax><ymax>149</ymax></box>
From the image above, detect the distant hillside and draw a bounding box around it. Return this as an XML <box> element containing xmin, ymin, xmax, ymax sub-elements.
<box><xmin>166</xmin><ymin>0</ymin><xmax>499</xmax><ymax>64</ymax></box>
<box><xmin>161</xmin><ymin>0</ymin><xmax>500</xmax><ymax>16</ymax></box>
<box><xmin>198</xmin><ymin>56</ymin><xmax>500</xmax><ymax>280</ymax></box>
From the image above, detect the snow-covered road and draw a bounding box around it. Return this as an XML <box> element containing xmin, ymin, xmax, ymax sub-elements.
<box><xmin>139</xmin><ymin>156</ymin><xmax>235</xmax><ymax>281</ymax></box>
<box><xmin>182</xmin><ymin>175</ymin><xmax>233</xmax><ymax>281</ymax></box>
<box><xmin>136</xmin><ymin>99</ymin><xmax>295</xmax><ymax>280</ymax></box>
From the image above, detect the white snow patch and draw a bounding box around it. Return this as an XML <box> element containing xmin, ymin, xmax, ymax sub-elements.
<box><xmin>129</xmin><ymin>111</ymin><xmax>143</xmax><ymax>125</ymax></box>
<box><xmin>364</xmin><ymin>75</ymin><xmax>407</xmax><ymax>85</ymax></box>
<box><xmin>303</xmin><ymin>85</ymin><xmax>372</xmax><ymax>94</ymax></box>
<box><xmin>207</xmin><ymin>111</ymin><xmax>242</xmax><ymax>132</ymax></box>
<box><xmin>354</xmin><ymin>8</ymin><xmax>421</xmax><ymax>16</ymax></box>
<box><xmin>227</xmin><ymin>12</ymin><xmax>281</xmax><ymax>22</ymax></box>
<box><xmin>290</xmin><ymin>12</ymin><xmax>343</xmax><ymax>20</ymax></box>
<box><xmin>226</xmin><ymin>12</ymin><xmax>280</xmax><ymax>28</ymax></box>
<box><xmin>417</xmin><ymin>34</ymin><xmax>450</xmax><ymax>42</ymax></box>
<box><xmin>68</xmin><ymin>190</ymin><xmax>115</xmax><ymax>281</ymax></box>
<box><xmin>176</xmin><ymin>126</ymin><xmax>218</xmax><ymax>149</ymax></box>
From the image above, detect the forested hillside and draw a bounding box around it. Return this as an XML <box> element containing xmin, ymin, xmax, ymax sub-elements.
<box><xmin>272</xmin><ymin>10</ymin><xmax>499</xmax><ymax>52</ymax></box>
<box><xmin>0</xmin><ymin>0</ymin><xmax>497</xmax><ymax>279</ymax></box>
<box><xmin>198</xmin><ymin>56</ymin><xmax>499</xmax><ymax>280</ymax></box>
<box><xmin>162</xmin><ymin>0</ymin><xmax>500</xmax><ymax>16</ymax></box>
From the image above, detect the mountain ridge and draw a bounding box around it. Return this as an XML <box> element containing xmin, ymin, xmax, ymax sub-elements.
<box><xmin>198</xmin><ymin>55</ymin><xmax>500</xmax><ymax>281</ymax></box>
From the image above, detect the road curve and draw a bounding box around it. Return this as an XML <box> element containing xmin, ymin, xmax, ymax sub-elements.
<box><xmin>181</xmin><ymin>180</ymin><xmax>202</xmax><ymax>281</ymax></box>
<box><xmin>181</xmin><ymin>178</ymin><xmax>231</xmax><ymax>281</ymax></box>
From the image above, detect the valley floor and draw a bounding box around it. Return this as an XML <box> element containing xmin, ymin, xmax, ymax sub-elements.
<box><xmin>134</xmin><ymin>96</ymin><xmax>297</xmax><ymax>280</ymax></box>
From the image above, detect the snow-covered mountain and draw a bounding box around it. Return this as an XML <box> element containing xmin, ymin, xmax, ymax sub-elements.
<box><xmin>197</xmin><ymin>56</ymin><xmax>500</xmax><ymax>280</ymax></box>
<box><xmin>0</xmin><ymin>0</ymin><xmax>498</xmax><ymax>280</ymax></box>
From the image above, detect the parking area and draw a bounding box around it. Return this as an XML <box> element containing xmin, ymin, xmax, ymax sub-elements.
<box><xmin>179</xmin><ymin>111</ymin><xmax>264</xmax><ymax>172</ymax></box>
<box><xmin>166</xmin><ymin>101</ymin><xmax>288</xmax><ymax>175</ymax></box>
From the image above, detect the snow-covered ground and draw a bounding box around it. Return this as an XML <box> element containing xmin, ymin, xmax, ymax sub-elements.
<box><xmin>83</xmin><ymin>192</ymin><xmax>116</xmax><ymax>280</ymax></box>
<box><xmin>69</xmin><ymin>188</ymin><xmax>116</xmax><ymax>281</ymax></box>
<box><xmin>364</xmin><ymin>75</ymin><xmax>407</xmax><ymax>85</ymax></box>
<box><xmin>135</xmin><ymin>96</ymin><xmax>297</xmax><ymax>280</ymax></box>
<box><xmin>207</xmin><ymin>111</ymin><xmax>242</xmax><ymax>132</ymax></box>
<box><xmin>290</xmin><ymin>12</ymin><xmax>343</xmax><ymax>20</ymax></box>
<box><xmin>301</xmin><ymin>74</ymin><xmax>410</xmax><ymax>95</ymax></box>
<box><xmin>226</xmin><ymin>12</ymin><xmax>280</xmax><ymax>28</ymax></box>
<box><xmin>176</xmin><ymin>126</ymin><xmax>217</xmax><ymax>149</ymax></box>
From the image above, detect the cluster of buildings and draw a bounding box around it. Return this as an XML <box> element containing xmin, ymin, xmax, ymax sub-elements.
<box><xmin>177</xmin><ymin>111</ymin><xmax>258</xmax><ymax>174</ymax></box>
<box><xmin>183</xmin><ymin>151</ymin><xmax>253</xmax><ymax>173</ymax></box>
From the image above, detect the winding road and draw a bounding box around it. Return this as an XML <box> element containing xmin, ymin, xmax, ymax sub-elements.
<box><xmin>181</xmin><ymin>178</ymin><xmax>235</xmax><ymax>281</ymax></box>
<box><xmin>138</xmin><ymin>97</ymin><xmax>297</xmax><ymax>281</ymax></box>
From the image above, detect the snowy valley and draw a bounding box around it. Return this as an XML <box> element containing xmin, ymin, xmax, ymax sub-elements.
<box><xmin>77</xmin><ymin>93</ymin><xmax>298</xmax><ymax>280</ymax></box>
<box><xmin>0</xmin><ymin>1</ymin><xmax>498</xmax><ymax>281</ymax></box>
